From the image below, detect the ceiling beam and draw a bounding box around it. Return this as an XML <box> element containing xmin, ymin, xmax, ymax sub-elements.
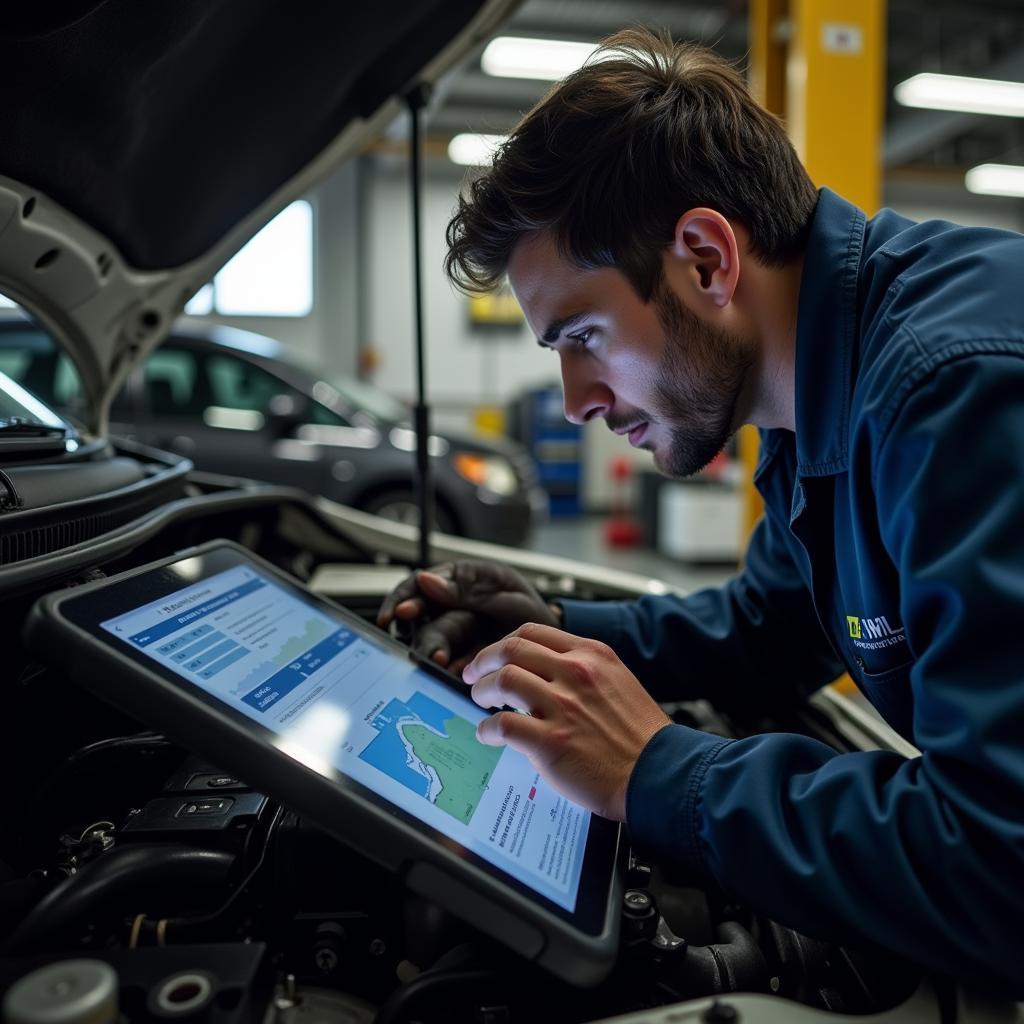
<box><xmin>441</xmin><ymin>69</ymin><xmax>551</xmax><ymax>109</ymax></box>
<box><xmin>884</xmin><ymin>44</ymin><xmax>1024</xmax><ymax>165</ymax></box>
<box><xmin>426</xmin><ymin>103</ymin><xmax>524</xmax><ymax>135</ymax></box>
<box><xmin>507</xmin><ymin>0</ymin><xmax>745</xmax><ymax>49</ymax></box>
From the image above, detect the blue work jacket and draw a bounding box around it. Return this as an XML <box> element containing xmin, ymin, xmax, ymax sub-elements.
<box><xmin>561</xmin><ymin>188</ymin><xmax>1024</xmax><ymax>991</ymax></box>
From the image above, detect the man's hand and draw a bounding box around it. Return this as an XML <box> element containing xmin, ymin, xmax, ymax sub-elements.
<box><xmin>463</xmin><ymin>623</ymin><xmax>671</xmax><ymax>821</ymax></box>
<box><xmin>377</xmin><ymin>560</ymin><xmax>559</xmax><ymax>675</ymax></box>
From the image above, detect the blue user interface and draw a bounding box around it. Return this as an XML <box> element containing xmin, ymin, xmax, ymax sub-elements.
<box><xmin>101</xmin><ymin>564</ymin><xmax>590</xmax><ymax>911</ymax></box>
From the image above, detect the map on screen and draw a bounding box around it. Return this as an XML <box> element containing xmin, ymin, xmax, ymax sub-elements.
<box><xmin>100</xmin><ymin>564</ymin><xmax>590</xmax><ymax>911</ymax></box>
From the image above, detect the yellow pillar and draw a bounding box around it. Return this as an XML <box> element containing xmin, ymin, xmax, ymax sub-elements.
<box><xmin>743</xmin><ymin>0</ymin><xmax>886</xmax><ymax>553</ymax></box>
<box><xmin>747</xmin><ymin>0</ymin><xmax>886</xmax><ymax>697</ymax></box>
<box><xmin>786</xmin><ymin>0</ymin><xmax>886</xmax><ymax>215</ymax></box>
<box><xmin>749</xmin><ymin>0</ymin><xmax>789</xmax><ymax>116</ymax></box>
<box><xmin>740</xmin><ymin>0</ymin><xmax>791</xmax><ymax>548</ymax></box>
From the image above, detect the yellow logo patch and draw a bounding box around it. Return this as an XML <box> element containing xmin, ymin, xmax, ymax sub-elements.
<box><xmin>847</xmin><ymin>615</ymin><xmax>861</xmax><ymax>639</ymax></box>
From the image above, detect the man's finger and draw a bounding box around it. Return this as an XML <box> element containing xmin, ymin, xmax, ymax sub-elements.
<box><xmin>471</xmin><ymin>663</ymin><xmax>554</xmax><ymax>716</ymax></box>
<box><xmin>412</xmin><ymin>609</ymin><xmax>479</xmax><ymax>665</ymax></box>
<box><xmin>377</xmin><ymin>575</ymin><xmax>424</xmax><ymax>625</ymax></box>
<box><xmin>476</xmin><ymin>709</ymin><xmax>548</xmax><ymax>752</ymax></box>
<box><xmin>393</xmin><ymin>597</ymin><xmax>426</xmax><ymax>620</ymax></box>
<box><xmin>377</xmin><ymin>563</ymin><xmax>456</xmax><ymax>626</ymax></box>
<box><xmin>463</xmin><ymin>635</ymin><xmax>561</xmax><ymax>685</ymax></box>
<box><xmin>509</xmin><ymin>621</ymin><xmax>580</xmax><ymax>653</ymax></box>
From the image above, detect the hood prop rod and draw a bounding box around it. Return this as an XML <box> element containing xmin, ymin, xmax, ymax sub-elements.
<box><xmin>407</xmin><ymin>84</ymin><xmax>433</xmax><ymax>570</ymax></box>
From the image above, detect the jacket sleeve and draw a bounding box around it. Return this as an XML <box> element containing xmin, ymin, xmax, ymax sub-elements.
<box><xmin>627</xmin><ymin>354</ymin><xmax>1024</xmax><ymax>993</ymax></box>
<box><xmin>559</xmin><ymin>505</ymin><xmax>844</xmax><ymax>708</ymax></box>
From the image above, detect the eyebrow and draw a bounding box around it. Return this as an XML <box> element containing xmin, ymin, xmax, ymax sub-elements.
<box><xmin>538</xmin><ymin>311</ymin><xmax>589</xmax><ymax>347</ymax></box>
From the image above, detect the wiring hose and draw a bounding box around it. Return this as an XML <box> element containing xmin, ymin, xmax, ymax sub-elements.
<box><xmin>373</xmin><ymin>968</ymin><xmax>505</xmax><ymax>1024</ymax></box>
<box><xmin>3</xmin><ymin>844</ymin><xmax>235</xmax><ymax>956</ymax></box>
<box><xmin>676</xmin><ymin>920</ymin><xmax>770</xmax><ymax>994</ymax></box>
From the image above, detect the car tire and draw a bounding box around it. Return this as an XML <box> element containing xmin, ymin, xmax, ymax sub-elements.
<box><xmin>361</xmin><ymin>488</ymin><xmax>459</xmax><ymax>536</ymax></box>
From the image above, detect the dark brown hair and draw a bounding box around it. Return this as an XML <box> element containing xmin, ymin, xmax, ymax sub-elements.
<box><xmin>445</xmin><ymin>27</ymin><xmax>818</xmax><ymax>299</ymax></box>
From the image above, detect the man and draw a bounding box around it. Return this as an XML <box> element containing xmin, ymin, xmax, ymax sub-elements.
<box><xmin>378</xmin><ymin>28</ymin><xmax>1024</xmax><ymax>991</ymax></box>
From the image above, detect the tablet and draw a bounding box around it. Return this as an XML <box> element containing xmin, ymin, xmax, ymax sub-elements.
<box><xmin>26</xmin><ymin>540</ymin><xmax>623</xmax><ymax>985</ymax></box>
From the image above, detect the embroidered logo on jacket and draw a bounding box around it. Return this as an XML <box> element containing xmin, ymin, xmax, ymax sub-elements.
<box><xmin>846</xmin><ymin>614</ymin><xmax>906</xmax><ymax>650</ymax></box>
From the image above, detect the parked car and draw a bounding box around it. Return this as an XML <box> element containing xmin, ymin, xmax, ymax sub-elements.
<box><xmin>0</xmin><ymin>318</ymin><xmax>545</xmax><ymax>545</ymax></box>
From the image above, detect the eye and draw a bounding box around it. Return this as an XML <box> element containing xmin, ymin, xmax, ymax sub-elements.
<box><xmin>568</xmin><ymin>327</ymin><xmax>595</xmax><ymax>349</ymax></box>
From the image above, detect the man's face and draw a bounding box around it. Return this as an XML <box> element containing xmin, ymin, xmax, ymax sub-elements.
<box><xmin>508</xmin><ymin>232</ymin><xmax>756</xmax><ymax>478</ymax></box>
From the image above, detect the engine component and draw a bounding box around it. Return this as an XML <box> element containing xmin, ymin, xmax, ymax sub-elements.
<box><xmin>4</xmin><ymin>845</ymin><xmax>236</xmax><ymax>956</ymax></box>
<box><xmin>1</xmin><ymin>944</ymin><xmax>269</xmax><ymax>1024</ymax></box>
<box><xmin>2</xmin><ymin>958</ymin><xmax>118</xmax><ymax>1024</ymax></box>
<box><xmin>119</xmin><ymin>792</ymin><xmax>268</xmax><ymax>855</ymax></box>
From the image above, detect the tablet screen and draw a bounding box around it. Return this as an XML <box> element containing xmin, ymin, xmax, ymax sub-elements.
<box><xmin>98</xmin><ymin>560</ymin><xmax>591</xmax><ymax>913</ymax></box>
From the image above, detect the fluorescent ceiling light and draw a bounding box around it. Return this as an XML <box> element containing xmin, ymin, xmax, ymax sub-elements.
<box><xmin>481</xmin><ymin>36</ymin><xmax>598</xmax><ymax>80</ymax></box>
<box><xmin>894</xmin><ymin>72</ymin><xmax>1024</xmax><ymax>117</ymax></box>
<box><xmin>965</xmin><ymin>163</ymin><xmax>1024</xmax><ymax>198</ymax></box>
<box><xmin>448</xmin><ymin>133</ymin><xmax>506</xmax><ymax>166</ymax></box>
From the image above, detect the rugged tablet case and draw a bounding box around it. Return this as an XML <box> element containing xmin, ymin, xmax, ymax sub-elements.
<box><xmin>24</xmin><ymin>538</ymin><xmax>623</xmax><ymax>986</ymax></box>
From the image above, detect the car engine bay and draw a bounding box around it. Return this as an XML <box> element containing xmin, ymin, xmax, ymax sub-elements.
<box><xmin>1</xmin><ymin>0</ymin><xmax>1017</xmax><ymax>1016</ymax></box>
<box><xmin>0</xmin><ymin>471</ymin><xmax>974</xmax><ymax>1024</ymax></box>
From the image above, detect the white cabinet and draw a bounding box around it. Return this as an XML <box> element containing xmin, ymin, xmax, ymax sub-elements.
<box><xmin>658</xmin><ymin>483</ymin><xmax>741</xmax><ymax>563</ymax></box>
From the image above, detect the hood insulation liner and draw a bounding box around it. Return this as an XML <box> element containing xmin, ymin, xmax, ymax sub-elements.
<box><xmin>0</xmin><ymin>0</ymin><xmax>485</xmax><ymax>269</ymax></box>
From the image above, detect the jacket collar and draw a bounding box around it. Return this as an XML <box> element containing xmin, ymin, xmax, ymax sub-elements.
<box><xmin>791</xmin><ymin>187</ymin><xmax>866</xmax><ymax>477</ymax></box>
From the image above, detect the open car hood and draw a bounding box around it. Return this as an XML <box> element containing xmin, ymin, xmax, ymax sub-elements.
<box><xmin>0</xmin><ymin>0</ymin><xmax>517</xmax><ymax>437</ymax></box>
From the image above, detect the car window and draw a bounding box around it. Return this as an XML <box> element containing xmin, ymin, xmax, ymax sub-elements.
<box><xmin>0</xmin><ymin>323</ymin><xmax>135</xmax><ymax>420</ymax></box>
<box><xmin>0</xmin><ymin>369</ymin><xmax>68</xmax><ymax>428</ymax></box>
<box><xmin>54</xmin><ymin>355</ymin><xmax>82</xmax><ymax>407</ymax></box>
<box><xmin>205</xmin><ymin>353</ymin><xmax>349</xmax><ymax>427</ymax></box>
<box><xmin>0</xmin><ymin>324</ymin><xmax>107</xmax><ymax>417</ymax></box>
<box><xmin>145</xmin><ymin>348</ymin><xmax>204</xmax><ymax>416</ymax></box>
<box><xmin>327</xmin><ymin>374</ymin><xmax>407</xmax><ymax>423</ymax></box>
<box><xmin>307</xmin><ymin>400</ymin><xmax>348</xmax><ymax>427</ymax></box>
<box><xmin>0</xmin><ymin>348</ymin><xmax>30</xmax><ymax>381</ymax></box>
<box><xmin>206</xmin><ymin>354</ymin><xmax>291</xmax><ymax>413</ymax></box>
<box><xmin>0</xmin><ymin>326</ymin><xmax>60</xmax><ymax>402</ymax></box>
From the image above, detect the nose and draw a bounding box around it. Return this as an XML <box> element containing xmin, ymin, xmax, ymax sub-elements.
<box><xmin>560</xmin><ymin>359</ymin><xmax>612</xmax><ymax>425</ymax></box>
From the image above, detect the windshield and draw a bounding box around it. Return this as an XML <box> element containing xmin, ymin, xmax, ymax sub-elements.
<box><xmin>326</xmin><ymin>375</ymin><xmax>408</xmax><ymax>423</ymax></box>
<box><xmin>285</xmin><ymin>348</ymin><xmax>408</xmax><ymax>423</ymax></box>
<box><xmin>0</xmin><ymin>369</ymin><xmax>69</xmax><ymax>430</ymax></box>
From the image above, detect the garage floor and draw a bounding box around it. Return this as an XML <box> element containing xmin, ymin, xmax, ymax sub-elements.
<box><xmin>529</xmin><ymin>516</ymin><xmax>735</xmax><ymax>594</ymax></box>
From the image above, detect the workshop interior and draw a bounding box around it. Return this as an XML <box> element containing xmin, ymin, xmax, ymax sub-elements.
<box><xmin>0</xmin><ymin>1</ymin><xmax>1022</xmax><ymax>1022</ymax></box>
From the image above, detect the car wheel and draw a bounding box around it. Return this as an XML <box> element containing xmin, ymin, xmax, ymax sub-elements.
<box><xmin>362</xmin><ymin>489</ymin><xmax>458</xmax><ymax>536</ymax></box>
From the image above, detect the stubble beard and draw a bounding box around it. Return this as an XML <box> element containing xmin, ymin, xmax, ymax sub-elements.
<box><xmin>648</xmin><ymin>282</ymin><xmax>757</xmax><ymax>479</ymax></box>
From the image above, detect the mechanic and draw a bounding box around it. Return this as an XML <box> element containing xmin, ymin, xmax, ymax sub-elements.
<box><xmin>378</xmin><ymin>28</ymin><xmax>1024</xmax><ymax>991</ymax></box>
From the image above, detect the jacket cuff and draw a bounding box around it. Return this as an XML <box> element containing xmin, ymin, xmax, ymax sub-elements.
<box><xmin>625</xmin><ymin>724</ymin><xmax>733</xmax><ymax>881</ymax></box>
<box><xmin>559</xmin><ymin>598</ymin><xmax>626</xmax><ymax>641</ymax></box>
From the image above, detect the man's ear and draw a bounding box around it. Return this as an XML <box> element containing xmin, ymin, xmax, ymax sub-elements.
<box><xmin>668</xmin><ymin>208</ymin><xmax>740</xmax><ymax>308</ymax></box>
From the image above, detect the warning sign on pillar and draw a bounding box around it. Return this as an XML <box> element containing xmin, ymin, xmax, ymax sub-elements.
<box><xmin>821</xmin><ymin>23</ymin><xmax>863</xmax><ymax>55</ymax></box>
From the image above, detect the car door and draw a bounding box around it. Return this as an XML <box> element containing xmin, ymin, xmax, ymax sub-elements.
<box><xmin>135</xmin><ymin>344</ymin><xmax>334</xmax><ymax>492</ymax></box>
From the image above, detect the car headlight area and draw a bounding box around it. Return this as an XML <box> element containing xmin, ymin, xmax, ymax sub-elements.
<box><xmin>452</xmin><ymin>451</ymin><xmax>520</xmax><ymax>498</ymax></box>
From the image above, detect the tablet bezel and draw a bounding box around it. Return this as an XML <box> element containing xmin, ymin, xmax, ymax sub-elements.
<box><xmin>28</xmin><ymin>540</ymin><xmax>622</xmax><ymax>962</ymax></box>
